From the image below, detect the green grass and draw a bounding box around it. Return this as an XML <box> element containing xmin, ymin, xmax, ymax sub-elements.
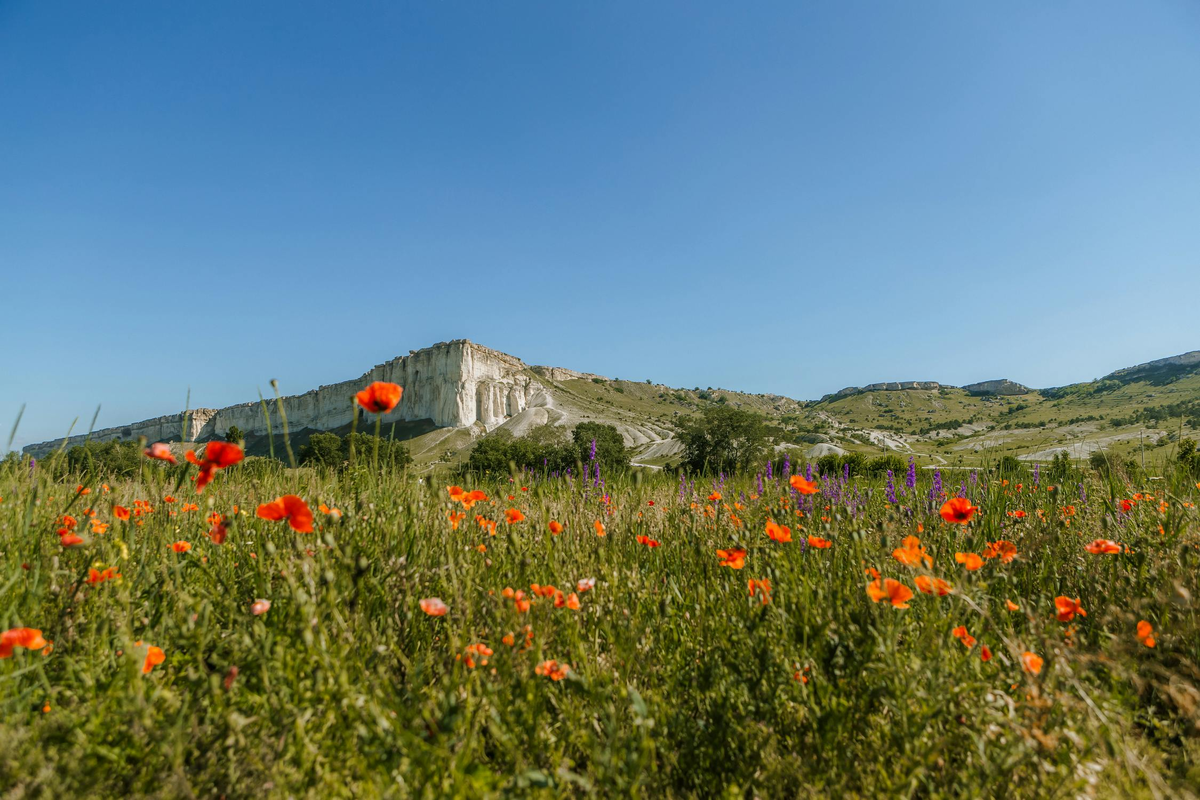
<box><xmin>1</xmin><ymin>448</ymin><xmax>1199</xmax><ymax>797</ymax></box>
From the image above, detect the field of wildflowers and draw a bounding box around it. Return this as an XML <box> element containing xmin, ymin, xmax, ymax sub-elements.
<box><xmin>1</xmin><ymin>383</ymin><xmax>1199</xmax><ymax>797</ymax></box>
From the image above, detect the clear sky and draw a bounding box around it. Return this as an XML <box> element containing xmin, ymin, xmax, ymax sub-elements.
<box><xmin>3</xmin><ymin>1</ymin><xmax>1199</xmax><ymax>452</ymax></box>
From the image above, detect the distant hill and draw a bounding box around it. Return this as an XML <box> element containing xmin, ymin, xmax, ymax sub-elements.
<box><xmin>23</xmin><ymin>343</ymin><xmax>1200</xmax><ymax>471</ymax></box>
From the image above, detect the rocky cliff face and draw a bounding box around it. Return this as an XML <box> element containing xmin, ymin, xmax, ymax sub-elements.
<box><xmin>962</xmin><ymin>379</ymin><xmax>1030</xmax><ymax>396</ymax></box>
<box><xmin>821</xmin><ymin>381</ymin><xmax>943</xmax><ymax>401</ymax></box>
<box><xmin>23</xmin><ymin>340</ymin><xmax>553</xmax><ymax>457</ymax></box>
<box><xmin>1105</xmin><ymin>350</ymin><xmax>1200</xmax><ymax>380</ymax></box>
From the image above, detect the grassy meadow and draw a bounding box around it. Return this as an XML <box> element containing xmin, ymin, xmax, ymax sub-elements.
<box><xmin>1</xmin><ymin>435</ymin><xmax>1199</xmax><ymax>797</ymax></box>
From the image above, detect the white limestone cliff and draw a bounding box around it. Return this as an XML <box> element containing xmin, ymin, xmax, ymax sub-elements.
<box><xmin>23</xmin><ymin>340</ymin><xmax>554</xmax><ymax>456</ymax></box>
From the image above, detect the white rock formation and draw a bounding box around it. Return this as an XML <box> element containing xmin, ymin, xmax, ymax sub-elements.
<box><xmin>23</xmin><ymin>340</ymin><xmax>555</xmax><ymax>456</ymax></box>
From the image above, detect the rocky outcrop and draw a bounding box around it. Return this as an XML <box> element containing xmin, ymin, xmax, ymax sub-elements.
<box><xmin>821</xmin><ymin>382</ymin><xmax>943</xmax><ymax>402</ymax></box>
<box><xmin>962</xmin><ymin>379</ymin><xmax>1030</xmax><ymax>396</ymax></box>
<box><xmin>23</xmin><ymin>340</ymin><xmax>554</xmax><ymax>457</ymax></box>
<box><xmin>1105</xmin><ymin>350</ymin><xmax>1200</xmax><ymax>380</ymax></box>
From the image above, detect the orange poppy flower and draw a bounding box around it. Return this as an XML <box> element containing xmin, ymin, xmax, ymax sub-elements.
<box><xmin>765</xmin><ymin>520</ymin><xmax>792</xmax><ymax>543</ymax></box>
<box><xmin>1006</xmin><ymin>599</ymin><xmax>1020</xmax><ymax>611</ymax></box>
<box><xmin>256</xmin><ymin>495</ymin><xmax>314</xmax><ymax>533</ymax></box>
<box><xmin>534</xmin><ymin>659</ymin><xmax>570</xmax><ymax>681</ymax></box>
<box><xmin>448</xmin><ymin>511</ymin><xmax>466</xmax><ymax>530</ymax></box>
<box><xmin>1008</xmin><ymin>509</ymin><xmax>1027</xmax><ymax>519</ymax></box>
<box><xmin>58</xmin><ymin>532</ymin><xmax>84</xmax><ymax>547</ymax></box>
<box><xmin>208</xmin><ymin>522</ymin><xmax>228</xmax><ymax>544</ymax></box>
<box><xmin>419</xmin><ymin>597</ymin><xmax>448</xmax><ymax>617</ymax></box>
<box><xmin>0</xmin><ymin>628</ymin><xmax>49</xmax><ymax>659</ymax></box>
<box><xmin>171</xmin><ymin>540</ymin><xmax>191</xmax><ymax>553</ymax></box>
<box><xmin>892</xmin><ymin>535</ymin><xmax>932</xmax><ymax>568</ymax></box>
<box><xmin>251</xmin><ymin>599</ymin><xmax>271</xmax><ymax>616</ymax></box>
<box><xmin>504</xmin><ymin>508</ymin><xmax>526</xmax><ymax>524</ymax></box>
<box><xmin>747</xmin><ymin>578</ymin><xmax>772</xmax><ymax>605</ymax></box>
<box><xmin>1136</xmin><ymin>620</ymin><xmax>1155</xmax><ymax>648</ymax></box>
<box><xmin>708</xmin><ymin>491</ymin><xmax>722</xmax><ymax>502</ymax></box>
<box><xmin>867</xmin><ymin>578</ymin><xmax>913</xmax><ymax>608</ymax></box>
<box><xmin>807</xmin><ymin>535</ymin><xmax>832</xmax><ymax>549</ymax></box>
<box><xmin>1084</xmin><ymin>539</ymin><xmax>1121</xmax><ymax>555</ymax></box>
<box><xmin>87</xmin><ymin>567</ymin><xmax>120</xmax><ymax>585</ymax></box>
<box><xmin>1054</xmin><ymin>596</ymin><xmax>1086</xmax><ymax>622</ymax></box>
<box><xmin>513</xmin><ymin>591</ymin><xmax>532</xmax><ymax>613</ymax></box>
<box><xmin>915</xmin><ymin>575</ymin><xmax>953</xmax><ymax>596</ymax></box>
<box><xmin>980</xmin><ymin>645</ymin><xmax>992</xmax><ymax>662</ymax></box>
<box><xmin>594</xmin><ymin>520</ymin><xmax>607</xmax><ymax>537</ymax></box>
<box><xmin>789</xmin><ymin>476</ymin><xmax>818</xmax><ymax>495</ymax></box>
<box><xmin>355</xmin><ymin>381</ymin><xmax>403</xmax><ymax>414</ymax></box>
<box><xmin>144</xmin><ymin>442</ymin><xmax>177</xmax><ymax>464</ymax></box>
<box><xmin>955</xmin><ymin>552</ymin><xmax>983</xmax><ymax>571</ymax></box>
<box><xmin>939</xmin><ymin>497</ymin><xmax>978</xmax><ymax>524</ymax></box>
<box><xmin>140</xmin><ymin>644</ymin><xmax>165</xmax><ymax>674</ymax></box>
<box><xmin>982</xmin><ymin>540</ymin><xmax>1018</xmax><ymax>563</ymax></box>
<box><xmin>636</xmin><ymin>535</ymin><xmax>660</xmax><ymax>548</ymax></box>
<box><xmin>951</xmin><ymin>625</ymin><xmax>976</xmax><ymax>648</ymax></box>
<box><xmin>577</xmin><ymin>578</ymin><xmax>596</xmax><ymax>592</ymax></box>
<box><xmin>531</xmin><ymin>583</ymin><xmax>558</xmax><ymax>598</ymax></box>
<box><xmin>716</xmin><ymin>548</ymin><xmax>747</xmax><ymax>569</ymax></box>
<box><xmin>1021</xmin><ymin>651</ymin><xmax>1043</xmax><ymax>675</ymax></box>
<box><xmin>189</xmin><ymin>441</ymin><xmax>244</xmax><ymax>492</ymax></box>
<box><xmin>113</xmin><ymin>505</ymin><xmax>130</xmax><ymax>522</ymax></box>
<box><xmin>546</xmin><ymin>520</ymin><xmax>564</xmax><ymax>535</ymax></box>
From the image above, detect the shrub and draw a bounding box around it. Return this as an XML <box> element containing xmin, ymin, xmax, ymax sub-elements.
<box><xmin>678</xmin><ymin>406</ymin><xmax>766</xmax><ymax>475</ymax></box>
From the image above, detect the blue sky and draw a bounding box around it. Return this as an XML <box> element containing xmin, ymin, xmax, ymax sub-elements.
<box><xmin>3</xmin><ymin>1</ymin><xmax>1199</xmax><ymax>451</ymax></box>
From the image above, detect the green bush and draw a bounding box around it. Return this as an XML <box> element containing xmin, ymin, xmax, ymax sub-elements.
<box><xmin>677</xmin><ymin>406</ymin><xmax>766</xmax><ymax>475</ymax></box>
<box><xmin>298</xmin><ymin>431</ymin><xmax>412</xmax><ymax>471</ymax></box>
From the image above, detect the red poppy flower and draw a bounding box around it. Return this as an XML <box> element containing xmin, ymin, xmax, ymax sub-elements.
<box><xmin>1084</xmin><ymin>539</ymin><xmax>1121</xmax><ymax>554</ymax></box>
<box><xmin>504</xmin><ymin>508</ymin><xmax>526</xmax><ymax>524</ymax></box>
<box><xmin>765</xmin><ymin>520</ymin><xmax>792</xmax><ymax>543</ymax></box>
<box><xmin>982</xmin><ymin>540</ymin><xmax>1018</xmax><ymax>563</ymax></box>
<box><xmin>1021</xmin><ymin>651</ymin><xmax>1043</xmax><ymax>674</ymax></box>
<box><xmin>716</xmin><ymin>548</ymin><xmax>747</xmax><ymax>569</ymax></box>
<box><xmin>951</xmin><ymin>625</ymin><xmax>976</xmax><ymax>648</ymax></box>
<box><xmin>939</xmin><ymin>497</ymin><xmax>978</xmax><ymax>524</ymax></box>
<box><xmin>0</xmin><ymin>628</ymin><xmax>48</xmax><ymax>659</ymax></box>
<box><xmin>140</xmin><ymin>643</ymin><xmax>165</xmax><ymax>674</ymax></box>
<box><xmin>636</xmin><ymin>534</ymin><xmax>660</xmax><ymax>548</ymax></box>
<box><xmin>807</xmin><ymin>535</ymin><xmax>832</xmax><ymax>549</ymax></box>
<box><xmin>189</xmin><ymin>441</ymin><xmax>244</xmax><ymax>492</ymax></box>
<box><xmin>355</xmin><ymin>381</ymin><xmax>403</xmax><ymax>414</ymax></box>
<box><xmin>256</xmin><ymin>495</ymin><xmax>314</xmax><ymax>533</ymax></box>
<box><xmin>419</xmin><ymin>597</ymin><xmax>448</xmax><ymax>617</ymax></box>
<box><xmin>747</xmin><ymin>578</ymin><xmax>772</xmax><ymax>605</ymax></box>
<box><xmin>1054</xmin><ymin>596</ymin><xmax>1086</xmax><ymax>622</ymax></box>
<box><xmin>144</xmin><ymin>442</ymin><xmax>178</xmax><ymax>464</ymax></box>
<box><xmin>955</xmin><ymin>552</ymin><xmax>983</xmax><ymax>571</ymax></box>
<box><xmin>789</xmin><ymin>476</ymin><xmax>818</xmax><ymax>495</ymax></box>
<box><xmin>915</xmin><ymin>575</ymin><xmax>953</xmax><ymax>596</ymax></box>
<box><xmin>867</xmin><ymin>578</ymin><xmax>913</xmax><ymax>608</ymax></box>
<box><xmin>549</xmin><ymin>520</ymin><xmax>563</xmax><ymax>535</ymax></box>
<box><xmin>892</xmin><ymin>535</ymin><xmax>932</xmax><ymax>568</ymax></box>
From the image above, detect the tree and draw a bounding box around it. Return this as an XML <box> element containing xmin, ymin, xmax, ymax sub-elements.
<box><xmin>677</xmin><ymin>406</ymin><xmax>766</xmax><ymax>475</ymax></box>
<box><xmin>225</xmin><ymin>425</ymin><xmax>244</xmax><ymax>444</ymax></box>
<box><xmin>298</xmin><ymin>431</ymin><xmax>412</xmax><ymax>471</ymax></box>
<box><xmin>299</xmin><ymin>432</ymin><xmax>343</xmax><ymax>468</ymax></box>
<box><xmin>65</xmin><ymin>440</ymin><xmax>143</xmax><ymax>478</ymax></box>
<box><xmin>572</xmin><ymin>422</ymin><xmax>629</xmax><ymax>471</ymax></box>
<box><xmin>466</xmin><ymin>429</ymin><xmax>518</xmax><ymax>474</ymax></box>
